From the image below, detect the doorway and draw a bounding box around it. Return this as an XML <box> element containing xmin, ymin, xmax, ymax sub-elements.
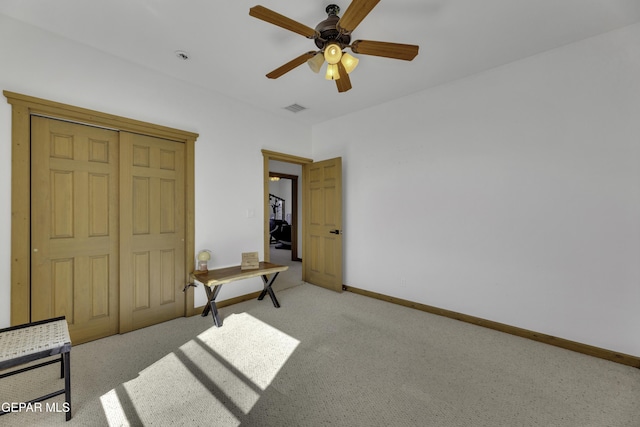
<box><xmin>262</xmin><ymin>151</ymin><xmax>311</xmax><ymax>292</ymax></box>
<box><xmin>269</xmin><ymin>171</ymin><xmax>299</xmax><ymax>261</ymax></box>
<box><xmin>267</xmin><ymin>166</ymin><xmax>302</xmax><ymax>292</ymax></box>
<box><xmin>262</xmin><ymin>149</ymin><xmax>344</xmax><ymax>293</ymax></box>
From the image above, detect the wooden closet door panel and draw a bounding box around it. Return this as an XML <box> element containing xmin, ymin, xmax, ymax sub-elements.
<box><xmin>120</xmin><ymin>132</ymin><xmax>185</xmax><ymax>332</ymax></box>
<box><xmin>31</xmin><ymin>116</ymin><xmax>119</xmax><ymax>344</ymax></box>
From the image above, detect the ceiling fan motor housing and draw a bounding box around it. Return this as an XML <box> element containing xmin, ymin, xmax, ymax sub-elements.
<box><xmin>314</xmin><ymin>4</ymin><xmax>351</xmax><ymax>50</ymax></box>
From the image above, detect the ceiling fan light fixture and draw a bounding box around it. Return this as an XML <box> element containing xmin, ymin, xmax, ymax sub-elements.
<box><xmin>307</xmin><ymin>53</ymin><xmax>325</xmax><ymax>73</ymax></box>
<box><xmin>324</xmin><ymin>43</ymin><xmax>342</xmax><ymax>65</ymax></box>
<box><xmin>248</xmin><ymin>3</ymin><xmax>419</xmax><ymax>92</ymax></box>
<box><xmin>325</xmin><ymin>63</ymin><xmax>340</xmax><ymax>80</ymax></box>
<box><xmin>341</xmin><ymin>52</ymin><xmax>359</xmax><ymax>74</ymax></box>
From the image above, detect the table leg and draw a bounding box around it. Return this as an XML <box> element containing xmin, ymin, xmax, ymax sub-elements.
<box><xmin>202</xmin><ymin>285</ymin><xmax>223</xmax><ymax>327</ymax></box>
<box><xmin>258</xmin><ymin>273</ymin><xmax>281</xmax><ymax>308</ymax></box>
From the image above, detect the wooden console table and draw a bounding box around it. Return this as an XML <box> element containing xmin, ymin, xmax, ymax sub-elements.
<box><xmin>192</xmin><ymin>262</ymin><xmax>288</xmax><ymax>327</ymax></box>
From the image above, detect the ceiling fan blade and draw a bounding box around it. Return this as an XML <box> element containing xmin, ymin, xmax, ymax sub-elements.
<box><xmin>335</xmin><ymin>62</ymin><xmax>352</xmax><ymax>93</ymax></box>
<box><xmin>351</xmin><ymin>40</ymin><xmax>419</xmax><ymax>61</ymax></box>
<box><xmin>249</xmin><ymin>5</ymin><xmax>318</xmax><ymax>38</ymax></box>
<box><xmin>266</xmin><ymin>52</ymin><xmax>317</xmax><ymax>79</ymax></box>
<box><xmin>337</xmin><ymin>0</ymin><xmax>380</xmax><ymax>33</ymax></box>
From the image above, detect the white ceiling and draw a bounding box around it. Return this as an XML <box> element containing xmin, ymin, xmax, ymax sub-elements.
<box><xmin>1</xmin><ymin>0</ymin><xmax>639</xmax><ymax>126</ymax></box>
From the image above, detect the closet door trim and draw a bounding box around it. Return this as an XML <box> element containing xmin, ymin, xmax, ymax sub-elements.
<box><xmin>5</xmin><ymin>91</ymin><xmax>198</xmax><ymax>325</ymax></box>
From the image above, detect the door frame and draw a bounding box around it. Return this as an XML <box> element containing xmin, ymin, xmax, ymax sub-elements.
<box><xmin>261</xmin><ymin>150</ymin><xmax>312</xmax><ymax>268</ymax></box>
<box><xmin>5</xmin><ymin>91</ymin><xmax>199</xmax><ymax>326</ymax></box>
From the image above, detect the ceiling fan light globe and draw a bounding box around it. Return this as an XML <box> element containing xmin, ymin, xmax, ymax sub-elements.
<box><xmin>307</xmin><ymin>53</ymin><xmax>325</xmax><ymax>73</ymax></box>
<box><xmin>341</xmin><ymin>52</ymin><xmax>359</xmax><ymax>74</ymax></box>
<box><xmin>325</xmin><ymin>63</ymin><xmax>340</xmax><ymax>80</ymax></box>
<box><xmin>324</xmin><ymin>43</ymin><xmax>342</xmax><ymax>65</ymax></box>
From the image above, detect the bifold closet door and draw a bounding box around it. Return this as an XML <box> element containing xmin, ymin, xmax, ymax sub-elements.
<box><xmin>31</xmin><ymin>116</ymin><xmax>120</xmax><ymax>344</ymax></box>
<box><xmin>119</xmin><ymin>132</ymin><xmax>186</xmax><ymax>333</ymax></box>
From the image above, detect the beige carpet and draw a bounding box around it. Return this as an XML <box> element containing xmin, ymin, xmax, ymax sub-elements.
<box><xmin>267</xmin><ymin>245</ymin><xmax>302</xmax><ymax>293</ymax></box>
<box><xmin>1</xmin><ymin>283</ymin><xmax>639</xmax><ymax>426</ymax></box>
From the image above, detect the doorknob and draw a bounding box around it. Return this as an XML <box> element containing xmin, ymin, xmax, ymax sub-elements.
<box><xmin>329</xmin><ymin>229</ymin><xmax>342</xmax><ymax>235</ymax></box>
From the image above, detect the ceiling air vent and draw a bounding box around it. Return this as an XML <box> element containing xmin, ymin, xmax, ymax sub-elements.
<box><xmin>284</xmin><ymin>103</ymin><xmax>307</xmax><ymax>113</ymax></box>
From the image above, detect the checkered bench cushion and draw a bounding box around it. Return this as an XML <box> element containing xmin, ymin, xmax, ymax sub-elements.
<box><xmin>0</xmin><ymin>318</ymin><xmax>71</xmax><ymax>368</ymax></box>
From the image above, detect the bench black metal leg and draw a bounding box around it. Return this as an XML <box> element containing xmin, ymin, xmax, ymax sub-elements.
<box><xmin>258</xmin><ymin>273</ymin><xmax>281</xmax><ymax>308</ymax></box>
<box><xmin>0</xmin><ymin>352</ymin><xmax>72</xmax><ymax>421</ymax></box>
<box><xmin>63</xmin><ymin>351</ymin><xmax>71</xmax><ymax>421</ymax></box>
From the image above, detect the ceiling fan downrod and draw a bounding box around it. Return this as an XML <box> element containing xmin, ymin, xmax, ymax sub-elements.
<box><xmin>315</xmin><ymin>4</ymin><xmax>350</xmax><ymax>50</ymax></box>
<box><xmin>326</xmin><ymin>4</ymin><xmax>340</xmax><ymax>16</ymax></box>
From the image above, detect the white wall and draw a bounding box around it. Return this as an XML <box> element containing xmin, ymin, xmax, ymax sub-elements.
<box><xmin>0</xmin><ymin>15</ymin><xmax>312</xmax><ymax>324</ymax></box>
<box><xmin>312</xmin><ymin>23</ymin><xmax>640</xmax><ymax>357</ymax></box>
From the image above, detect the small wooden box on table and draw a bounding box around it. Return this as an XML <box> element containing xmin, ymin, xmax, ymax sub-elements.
<box><xmin>0</xmin><ymin>316</ymin><xmax>72</xmax><ymax>421</ymax></box>
<box><xmin>192</xmin><ymin>261</ymin><xmax>288</xmax><ymax>327</ymax></box>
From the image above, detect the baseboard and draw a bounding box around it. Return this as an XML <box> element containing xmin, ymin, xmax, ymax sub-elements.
<box><xmin>193</xmin><ymin>290</ymin><xmax>263</xmax><ymax>316</ymax></box>
<box><xmin>343</xmin><ymin>285</ymin><xmax>640</xmax><ymax>369</ymax></box>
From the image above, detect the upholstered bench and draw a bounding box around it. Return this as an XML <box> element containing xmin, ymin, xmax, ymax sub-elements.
<box><xmin>0</xmin><ymin>316</ymin><xmax>72</xmax><ymax>421</ymax></box>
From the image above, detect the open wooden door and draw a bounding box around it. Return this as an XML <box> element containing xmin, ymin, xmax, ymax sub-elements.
<box><xmin>303</xmin><ymin>157</ymin><xmax>343</xmax><ymax>292</ymax></box>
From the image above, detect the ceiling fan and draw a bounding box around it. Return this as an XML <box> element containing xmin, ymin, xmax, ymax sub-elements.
<box><xmin>249</xmin><ymin>0</ymin><xmax>419</xmax><ymax>93</ymax></box>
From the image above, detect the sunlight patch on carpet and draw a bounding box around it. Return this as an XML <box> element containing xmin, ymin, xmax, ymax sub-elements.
<box><xmin>100</xmin><ymin>313</ymin><xmax>299</xmax><ymax>426</ymax></box>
